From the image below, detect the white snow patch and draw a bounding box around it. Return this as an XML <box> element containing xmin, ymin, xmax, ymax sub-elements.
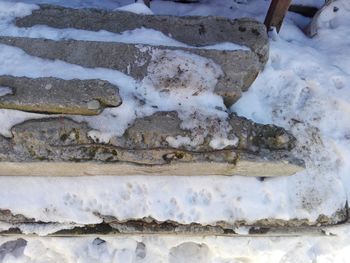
<box><xmin>116</xmin><ymin>2</ymin><xmax>153</xmax><ymax>15</ymax></box>
<box><xmin>0</xmin><ymin>109</ymin><xmax>45</xmax><ymax>137</ymax></box>
<box><xmin>2</xmin><ymin>231</ymin><xmax>350</xmax><ymax>262</ymax></box>
<box><xmin>0</xmin><ymin>86</ymin><xmax>12</xmax><ymax>96</ymax></box>
<box><xmin>209</xmin><ymin>136</ymin><xmax>239</xmax><ymax>150</ymax></box>
<box><xmin>204</xmin><ymin>42</ymin><xmax>250</xmax><ymax>51</ymax></box>
<box><xmin>18</xmin><ymin>223</ymin><xmax>79</xmax><ymax>236</ymax></box>
<box><xmin>166</xmin><ymin>136</ymin><xmax>199</xmax><ymax>149</ymax></box>
<box><xmin>142</xmin><ymin>49</ymin><xmax>223</xmax><ymax>94</ymax></box>
<box><xmin>0</xmin><ymin>1</ymin><xmax>250</xmax><ymax>51</ymax></box>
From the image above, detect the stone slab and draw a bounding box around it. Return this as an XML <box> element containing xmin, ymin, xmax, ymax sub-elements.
<box><xmin>0</xmin><ymin>112</ymin><xmax>304</xmax><ymax>177</ymax></box>
<box><xmin>0</xmin><ymin>36</ymin><xmax>260</xmax><ymax>106</ymax></box>
<box><xmin>15</xmin><ymin>4</ymin><xmax>269</xmax><ymax>64</ymax></box>
<box><xmin>0</xmin><ymin>76</ymin><xmax>122</xmax><ymax>115</ymax></box>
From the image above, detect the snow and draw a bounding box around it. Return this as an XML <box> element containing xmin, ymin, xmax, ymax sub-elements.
<box><xmin>0</xmin><ymin>1</ymin><xmax>250</xmax><ymax>51</ymax></box>
<box><xmin>116</xmin><ymin>2</ymin><xmax>153</xmax><ymax>15</ymax></box>
<box><xmin>2</xmin><ymin>228</ymin><xmax>350</xmax><ymax>262</ymax></box>
<box><xmin>0</xmin><ymin>86</ymin><xmax>12</xmax><ymax>96</ymax></box>
<box><xmin>0</xmin><ymin>0</ymin><xmax>350</xmax><ymax>261</ymax></box>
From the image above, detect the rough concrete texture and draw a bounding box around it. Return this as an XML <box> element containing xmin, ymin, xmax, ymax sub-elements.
<box><xmin>0</xmin><ymin>37</ymin><xmax>260</xmax><ymax>106</ymax></box>
<box><xmin>15</xmin><ymin>4</ymin><xmax>269</xmax><ymax>64</ymax></box>
<box><xmin>0</xmin><ymin>209</ymin><xmax>35</xmax><ymax>224</ymax></box>
<box><xmin>0</xmin><ymin>111</ymin><xmax>303</xmax><ymax>176</ymax></box>
<box><xmin>4</xmin><ymin>4</ymin><xmax>269</xmax><ymax>106</ymax></box>
<box><xmin>0</xmin><ymin>207</ymin><xmax>348</xmax><ymax>236</ymax></box>
<box><xmin>0</xmin><ymin>76</ymin><xmax>122</xmax><ymax>115</ymax></box>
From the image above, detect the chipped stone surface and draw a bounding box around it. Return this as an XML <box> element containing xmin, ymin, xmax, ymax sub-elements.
<box><xmin>0</xmin><ymin>112</ymin><xmax>303</xmax><ymax>177</ymax></box>
<box><xmin>0</xmin><ymin>76</ymin><xmax>122</xmax><ymax>115</ymax></box>
<box><xmin>0</xmin><ymin>37</ymin><xmax>260</xmax><ymax>106</ymax></box>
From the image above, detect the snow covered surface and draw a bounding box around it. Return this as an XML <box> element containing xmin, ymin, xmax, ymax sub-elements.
<box><xmin>2</xmin><ymin>226</ymin><xmax>350</xmax><ymax>263</ymax></box>
<box><xmin>1</xmin><ymin>0</ymin><xmax>350</xmax><ymax>261</ymax></box>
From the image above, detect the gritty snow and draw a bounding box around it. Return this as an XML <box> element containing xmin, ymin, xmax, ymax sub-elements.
<box><xmin>0</xmin><ymin>0</ymin><xmax>350</xmax><ymax>262</ymax></box>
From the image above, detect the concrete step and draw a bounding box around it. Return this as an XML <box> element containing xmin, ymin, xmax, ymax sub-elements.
<box><xmin>0</xmin><ymin>111</ymin><xmax>303</xmax><ymax>176</ymax></box>
<box><xmin>0</xmin><ymin>36</ymin><xmax>260</xmax><ymax>107</ymax></box>
<box><xmin>15</xmin><ymin>4</ymin><xmax>269</xmax><ymax>64</ymax></box>
<box><xmin>4</xmin><ymin>4</ymin><xmax>269</xmax><ymax>106</ymax></box>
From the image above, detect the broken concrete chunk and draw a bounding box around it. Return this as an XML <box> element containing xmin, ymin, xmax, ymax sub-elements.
<box><xmin>0</xmin><ymin>37</ymin><xmax>260</xmax><ymax>106</ymax></box>
<box><xmin>0</xmin><ymin>112</ymin><xmax>303</xmax><ymax>177</ymax></box>
<box><xmin>0</xmin><ymin>76</ymin><xmax>122</xmax><ymax>115</ymax></box>
<box><xmin>15</xmin><ymin>4</ymin><xmax>269</xmax><ymax>64</ymax></box>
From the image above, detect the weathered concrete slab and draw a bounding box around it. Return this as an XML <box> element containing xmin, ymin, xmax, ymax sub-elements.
<box><xmin>0</xmin><ymin>76</ymin><xmax>122</xmax><ymax>115</ymax></box>
<box><xmin>0</xmin><ymin>37</ymin><xmax>260</xmax><ymax>106</ymax></box>
<box><xmin>15</xmin><ymin>4</ymin><xmax>269</xmax><ymax>64</ymax></box>
<box><xmin>0</xmin><ymin>112</ymin><xmax>303</xmax><ymax>177</ymax></box>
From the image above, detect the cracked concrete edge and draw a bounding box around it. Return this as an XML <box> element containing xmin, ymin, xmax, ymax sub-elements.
<box><xmin>0</xmin><ymin>206</ymin><xmax>348</xmax><ymax>237</ymax></box>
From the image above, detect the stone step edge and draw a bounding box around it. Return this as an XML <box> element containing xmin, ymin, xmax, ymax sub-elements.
<box><xmin>0</xmin><ymin>206</ymin><xmax>347</xmax><ymax>237</ymax></box>
<box><xmin>15</xmin><ymin>4</ymin><xmax>269</xmax><ymax>64</ymax></box>
<box><xmin>0</xmin><ymin>160</ymin><xmax>304</xmax><ymax>177</ymax></box>
<box><xmin>0</xmin><ymin>36</ymin><xmax>261</xmax><ymax>106</ymax></box>
<box><xmin>0</xmin><ymin>76</ymin><xmax>122</xmax><ymax>115</ymax></box>
<box><xmin>1</xmin><ymin>218</ymin><xmax>348</xmax><ymax>238</ymax></box>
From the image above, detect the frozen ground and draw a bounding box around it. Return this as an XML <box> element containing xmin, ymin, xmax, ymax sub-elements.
<box><xmin>0</xmin><ymin>0</ymin><xmax>350</xmax><ymax>262</ymax></box>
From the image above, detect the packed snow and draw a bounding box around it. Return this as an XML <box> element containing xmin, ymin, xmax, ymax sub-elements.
<box><xmin>2</xmin><ymin>225</ymin><xmax>350</xmax><ymax>263</ymax></box>
<box><xmin>0</xmin><ymin>0</ymin><xmax>350</xmax><ymax>262</ymax></box>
